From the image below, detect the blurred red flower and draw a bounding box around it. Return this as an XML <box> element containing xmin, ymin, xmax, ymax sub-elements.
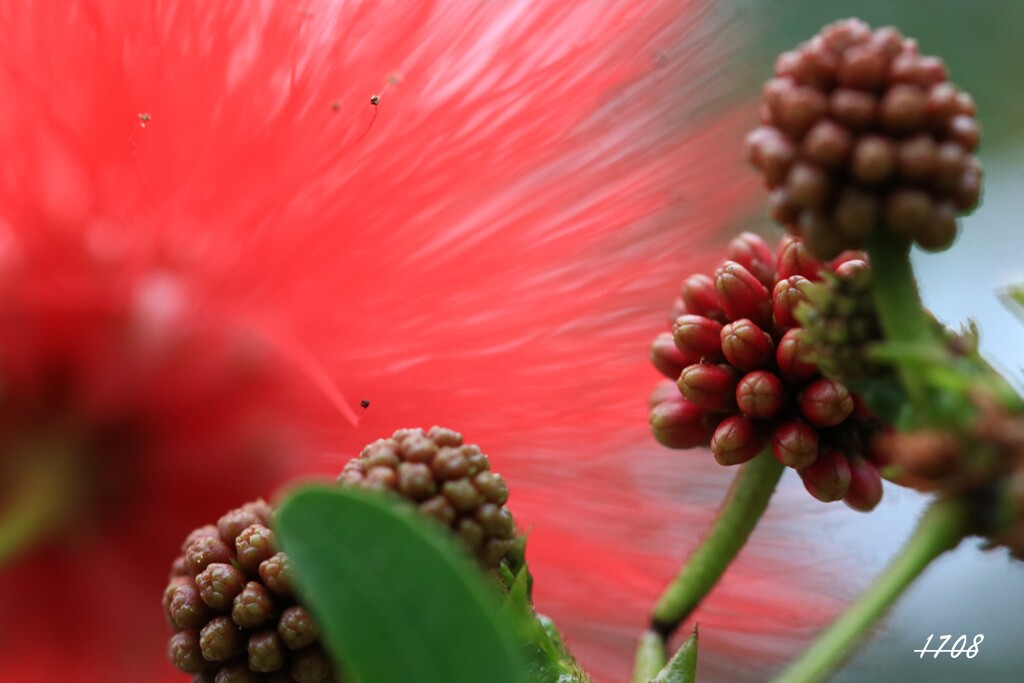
<box><xmin>0</xmin><ymin>2</ymin><xmax>832</xmax><ymax>681</ymax></box>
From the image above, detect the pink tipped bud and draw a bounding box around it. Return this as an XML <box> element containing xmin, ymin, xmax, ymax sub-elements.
<box><xmin>844</xmin><ymin>456</ymin><xmax>884</xmax><ymax>511</ymax></box>
<box><xmin>715</xmin><ymin>261</ymin><xmax>771</xmax><ymax>324</ymax></box>
<box><xmin>648</xmin><ymin>379</ymin><xmax>681</xmax><ymax>409</ymax></box>
<box><xmin>772</xmin><ymin>275</ymin><xmax>810</xmax><ymax>331</ymax></box>
<box><xmin>711</xmin><ymin>416</ymin><xmax>766</xmax><ymax>466</ymax></box>
<box><xmin>802</xmin><ymin>119</ymin><xmax>854</xmax><ymax>168</ymax></box>
<box><xmin>650</xmin><ymin>395</ymin><xmax>714</xmax><ymax>450</ymax></box>
<box><xmin>800</xmin><ymin>448</ymin><xmax>852</xmax><ymax>502</ymax></box>
<box><xmin>651</xmin><ymin>332</ymin><xmax>692</xmax><ymax>379</ymax></box>
<box><xmin>682</xmin><ymin>274</ymin><xmax>725</xmax><ymax>321</ymax></box>
<box><xmin>771</xmin><ymin>420</ymin><xmax>819</xmax><ymax>469</ymax></box>
<box><xmin>833</xmin><ymin>257</ymin><xmax>869</xmax><ymax>278</ymax></box>
<box><xmin>727</xmin><ymin>232</ymin><xmax>776</xmax><ymax>287</ymax></box>
<box><xmin>800</xmin><ymin>378</ymin><xmax>854</xmax><ymax>427</ymax></box>
<box><xmin>721</xmin><ymin>319</ymin><xmax>774</xmax><ymax>370</ymax></box>
<box><xmin>830</xmin><ymin>88</ymin><xmax>877</xmax><ymax>130</ymax></box>
<box><xmin>672</xmin><ymin>315</ymin><xmax>724</xmax><ymax>361</ymax></box>
<box><xmin>776</xmin><ymin>235</ymin><xmax>824</xmax><ymax>280</ymax></box>
<box><xmin>678</xmin><ymin>363</ymin><xmax>739</xmax><ymax>413</ymax></box>
<box><xmin>776</xmin><ymin>328</ymin><xmax>818</xmax><ymax>381</ymax></box>
<box><xmin>736</xmin><ymin>370</ymin><xmax>786</xmax><ymax>419</ymax></box>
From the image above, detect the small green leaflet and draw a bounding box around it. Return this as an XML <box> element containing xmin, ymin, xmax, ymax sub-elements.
<box><xmin>652</xmin><ymin>626</ymin><xmax>698</xmax><ymax>683</ymax></box>
<box><xmin>276</xmin><ymin>485</ymin><xmax>529</xmax><ymax>683</ymax></box>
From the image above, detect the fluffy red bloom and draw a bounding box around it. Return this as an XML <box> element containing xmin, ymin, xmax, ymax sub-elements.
<box><xmin>0</xmin><ymin>2</ymin><xmax>831</xmax><ymax>682</ymax></box>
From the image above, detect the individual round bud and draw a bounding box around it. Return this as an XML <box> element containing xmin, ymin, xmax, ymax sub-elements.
<box><xmin>473</xmin><ymin>471</ymin><xmax>509</xmax><ymax>505</ymax></box>
<box><xmin>776</xmin><ymin>328</ymin><xmax>818</xmax><ymax>381</ymax></box>
<box><xmin>678</xmin><ymin>363</ymin><xmax>740</xmax><ymax>412</ymax></box>
<box><xmin>673</xmin><ymin>314</ymin><xmax>724</xmax><ymax>360</ymax></box>
<box><xmin>772</xmin><ymin>275</ymin><xmax>810</xmax><ymax>332</ymax></box>
<box><xmin>721</xmin><ymin>319</ymin><xmax>774</xmax><ymax>370</ymax></box>
<box><xmin>259</xmin><ymin>552</ymin><xmax>295</xmax><ymax>599</ymax></box>
<box><xmin>844</xmin><ymin>456</ymin><xmax>884</xmax><ymax>512</ymax></box>
<box><xmin>837</xmin><ymin>43</ymin><xmax>888</xmax><ymax>90</ymax></box>
<box><xmin>651</xmin><ymin>331</ymin><xmax>692</xmax><ymax>378</ymax></box>
<box><xmin>898</xmin><ymin>134</ymin><xmax>938</xmax><ymax>181</ymax></box>
<box><xmin>232</xmin><ymin>581</ymin><xmax>275</xmax><ymax>629</ymax></box>
<box><xmin>879</xmin><ymin>84</ymin><xmax>927</xmax><ymax>133</ymax></box>
<box><xmin>185</xmin><ymin>535</ymin><xmax>234</xmax><ymax>576</ymax></box>
<box><xmin>278</xmin><ymin>605</ymin><xmax>319</xmax><ymax>651</ymax></box>
<box><xmin>736</xmin><ymin>370</ymin><xmax>785</xmax><ymax>419</ymax></box>
<box><xmin>216</xmin><ymin>501</ymin><xmax>271</xmax><ymax>545</ymax></box>
<box><xmin>772</xmin><ymin>420</ymin><xmax>819</xmax><ymax>469</ymax></box>
<box><xmin>430</xmin><ymin>447</ymin><xmax>471</xmax><ymax>481</ymax></box>
<box><xmin>786</xmin><ymin>162</ymin><xmax>831</xmax><ymax>208</ymax></box>
<box><xmin>419</xmin><ymin>495</ymin><xmax>457</xmax><ymax>525</ymax></box>
<box><xmin>802</xmin><ymin>120</ymin><xmax>854</xmax><ymax>168</ymax></box>
<box><xmin>363</xmin><ymin>466</ymin><xmax>398</xmax><ymax>490</ymax></box>
<box><xmin>682</xmin><ymin>274</ymin><xmax>725</xmax><ymax>321</ymax></box>
<box><xmin>397</xmin><ymin>462</ymin><xmax>437</xmax><ymax>500</ymax></box>
<box><xmin>715</xmin><ymin>261</ymin><xmax>771</xmax><ymax>324</ymax></box>
<box><xmin>196</xmin><ymin>563</ymin><xmax>247</xmax><ymax>611</ymax></box>
<box><xmin>168</xmin><ymin>581</ymin><xmax>214</xmax><ymax>629</ymax></box>
<box><xmin>442</xmin><ymin>478</ymin><xmax>485</xmax><ymax>513</ymax></box>
<box><xmin>886</xmin><ymin>189</ymin><xmax>935</xmax><ymax>238</ymax></box>
<box><xmin>916</xmin><ymin>200</ymin><xmax>958</xmax><ymax>251</ymax></box>
<box><xmin>247</xmin><ymin>629</ymin><xmax>286</xmax><ymax>672</ymax></box>
<box><xmin>776</xmin><ymin>235</ymin><xmax>824</xmax><ymax>280</ymax></box>
<box><xmin>800</xmin><ymin>378</ymin><xmax>855</xmax><ymax>427</ymax></box>
<box><xmin>834</xmin><ymin>186</ymin><xmax>880</xmax><ymax>240</ymax></box>
<box><xmin>800</xmin><ymin>448</ymin><xmax>853</xmax><ymax>502</ymax></box>
<box><xmin>776</xmin><ymin>86</ymin><xmax>829</xmax><ymax>137</ymax></box>
<box><xmin>830</xmin><ymin>89</ymin><xmax>876</xmax><ymax>130</ymax></box>
<box><xmin>949</xmin><ymin>116</ymin><xmax>979</xmax><ymax>151</ymax></box>
<box><xmin>711</xmin><ymin>416</ymin><xmax>766</xmax><ymax>466</ymax></box>
<box><xmin>851</xmin><ymin>136</ymin><xmax>896</xmax><ymax>184</ymax></box>
<box><xmin>235</xmin><ymin>524</ymin><xmax>278</xmax><ymax>575</ymax></box>
<box><xmin>726</xmin><ymin>232</ymin><xmax>776</xmax><ymax>287</ymax></box>
<box><xmin>650</xmin><ymin>395</ymin><xmax>715</xmax><ymax>449</ymax></box>
<box><xmin>168</xmin><ymin>629</ymin><xmax>209</xmax><ymax>674</ymax></box>
<box><xmin>200</xmin><ymin>615</ymin><xmax>246</xmax><ymax>662</ymax></box>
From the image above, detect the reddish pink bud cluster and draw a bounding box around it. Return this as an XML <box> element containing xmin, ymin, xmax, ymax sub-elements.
<box><xmin>745</xmin><ymin>18</ymin><xmax>982</xmax><ymax>257</ymax></box>
<box><xmin>164</xmin><ymin>501</ymin><xmax>337</xmax><ymax>682</ymax></box>
<box><xmin>650</xmin><ymin>232</ymin><xmax>885</xmax><ymax>510</ymax></box>
<box><xmin>338</xmin><ymin>427</ymin><xmax>518</xmax><ymax>569</ymax></box>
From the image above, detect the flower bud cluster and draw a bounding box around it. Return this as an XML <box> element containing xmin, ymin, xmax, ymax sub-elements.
<box><xmin>650</xmin><ymin>232</ymin><xmax>885</xmax><ymax>510</ymax></box>
<box><xmin>795</xmin><ymin>258</ymin><xmax>882</xmax><ymax>384</ymax></box>
<box><xmin>745</xmin><ymin>18</ymin><xmax>982</xmax><ymax>257</ymax></box>
<box><xmin>338</xmin><ymin>427</ymin><xmax>518</xmax><ymax>569</ymax></box>
<box><xmin>165</xmin><ymin>501</ymin><xmax>338</xmax><ymax>682</ymax></box>
<box><xmin>875</xmin><ymin>396</ymin><xmax>1024</xmax><ymax>558</ymax></box>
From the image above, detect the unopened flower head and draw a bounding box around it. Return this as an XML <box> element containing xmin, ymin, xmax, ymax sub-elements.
<box><xmin>650</xmin><ymin>232</ymin><xmax>886</xmax><ymax>510</ymax></box>
<box><xmin>165</xmin><ymin>500</ymin><xmax>339</xmax><ymax>682</ymax></box>
<box><xmin>338</xmin><ymin>427</ymin><xmax>519</xmax><ymax>570</ymax></box>
<box><xmin>745</xmin><ymin>18</ymin><xmax>982</xmax><ymax>257</ymax></box>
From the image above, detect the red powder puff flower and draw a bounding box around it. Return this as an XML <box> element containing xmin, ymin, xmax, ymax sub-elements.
<box><xmin>0</xmin><ymin>2</ymin><xmax>831</xmax><ymax>682</ymax></box>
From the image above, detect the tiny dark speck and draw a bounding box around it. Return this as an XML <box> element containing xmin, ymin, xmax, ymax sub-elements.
<box><xmin>370</xmin><ymin>95</ymin><xmax>380</xmax><ymax>106</ymax></box>
<box><xmin>360</xmin><ymin>400</ymin><xmax>370</xmax><ymax>409</ymax></box>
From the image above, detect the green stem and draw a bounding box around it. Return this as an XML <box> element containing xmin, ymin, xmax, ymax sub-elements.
<box><xmin>651</xmin><ymin>448</ymin><xmax>784</xmax><ymax>635</ymax></box>
<box><xmin>864</xmin><ymin>233</ymin><xmax>943</xmax><ymax>422</ymax></box>
<box><xmin>633</xmin><ymin>630</ymin><xmax>668</xmax><ymax>683</ymax></box>
<box><xmin>773</xmin><ymin>497</ymin><xmax>970</xmax><ymax>683</ymax></box>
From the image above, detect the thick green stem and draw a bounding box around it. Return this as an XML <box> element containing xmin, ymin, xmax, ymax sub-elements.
<box><xmin>773</xmin><ymin>497</ymin><xmax>970</xmax><ymax>683</ymax></box>
<box><xmin>633</xmin><ymin>630</ymin><xmax>668</xmax><ymax>683</ymax></box>
<box><xmin>864</xmin><ymin>233</ymin><xmax>943</xmax><ymax>422</ymax></box>
<box><xmin>651</xmin><ymin>448</ymin><xmax>784</xmax><ymax>635</ymax></box>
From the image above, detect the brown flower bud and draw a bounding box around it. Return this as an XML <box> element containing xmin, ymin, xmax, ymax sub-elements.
<box><xmin>772</xmin><ymin>420</ymin><xmax>820</xmax><ymax>469</ymax></box>
<box><xmin>711</xmin><ymin>416</ymin><xmax>766</xmax><ymax>466</ymax></box>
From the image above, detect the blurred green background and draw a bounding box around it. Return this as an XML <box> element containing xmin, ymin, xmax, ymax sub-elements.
<box><xmin>723</xmin><ymin>2</ymin><xmax>1024</xmax><ymax>681</ymax></box>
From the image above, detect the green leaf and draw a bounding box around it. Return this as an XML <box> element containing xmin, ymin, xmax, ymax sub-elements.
<box><xmin>501</xmin><ymin>566</ymin><xmax>592</xmax><ymax>682</ymax></box>
<box><xmin>652</xmin><ymin>626</ymin><xmax>698</xmax><ymax>683</ymax></box>
<box><xmin>275</xmin><ymin>485</ymin><xmax>529</xmax><ymax>683</ymax></box>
